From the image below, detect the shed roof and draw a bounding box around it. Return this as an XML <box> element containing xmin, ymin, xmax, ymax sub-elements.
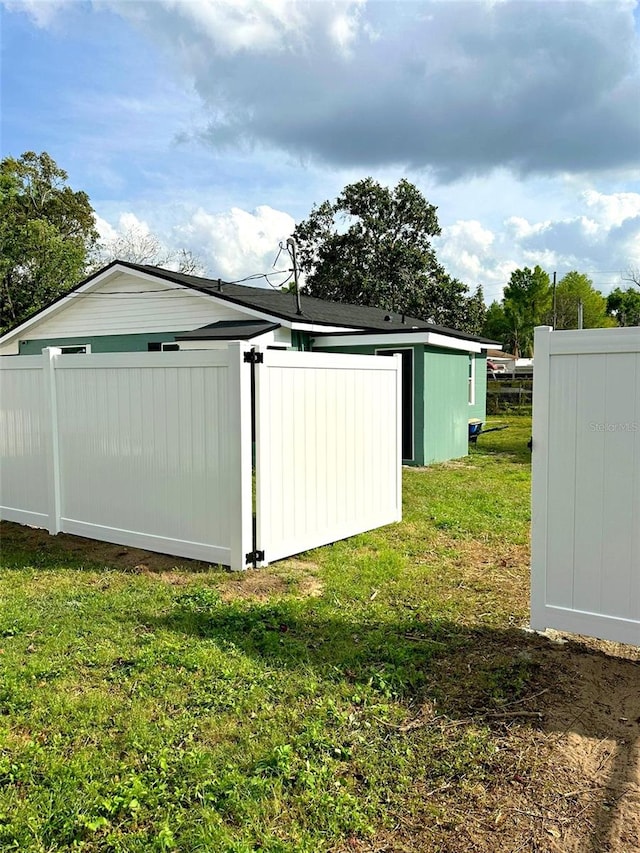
<box><xmin>175</xmin><ymin>320</ymin><xmax>280</xmax><ymax>341</ymax></box>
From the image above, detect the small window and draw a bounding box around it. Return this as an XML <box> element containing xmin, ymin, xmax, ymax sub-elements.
<box><xmin>161</xmin><ymin>343</ymin><xmax>180</xmax><ymax>352</ymax></box>
<box><xmin>147</xmin><ymin>342</ymin><xmax>162</xmax><ymax>352</ymax></box>
<box><xmin>468</xmin><ymin>355</ymin><xmax>476</xmax><ymax>405</ymax></box>
<box><xmin>56</xmin><ymin>344</ymin><xmax>91</xmax><ymax>354</ymax></box>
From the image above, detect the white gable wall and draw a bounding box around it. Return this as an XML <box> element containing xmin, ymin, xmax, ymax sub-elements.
<box><xmin>13</xmin><ymin>273</ymin><xmax>249</xmax><ymax>344</ymax></box>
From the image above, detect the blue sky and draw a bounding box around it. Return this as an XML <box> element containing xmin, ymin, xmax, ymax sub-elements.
<box><xmin>2</xmin><ymin>0</ymin><xmax>640</xmax><ymax>303</ymax></box>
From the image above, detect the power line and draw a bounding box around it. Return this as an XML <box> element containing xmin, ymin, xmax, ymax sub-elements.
<box><xmin>62</xmin><ymin>267</ymin><xmax>294</xmax><ymax>297</ymax></box>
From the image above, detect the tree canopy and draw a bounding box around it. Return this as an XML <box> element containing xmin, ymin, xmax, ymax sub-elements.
<box><xmin>292</xmin><ymin>178</ymin><xmax>485</xmax><ymax>333</ymax></box>
<box><xmin>606</xmin><ymin>285</ymin><xmax>640</xmax><ymax>327</ymax></box>
<box><xmin>0</xmin><ymin>152</ymin><xmax>98</xmax><ymax>332</ymax></box>
<box><xmin>482</xmin><ymin>267</ymin><xmax>622</xmax><ymax>354</ymax></box>
<box><xmin>553</xmin><ymin>271</ymin><xmax>614</xmax><ymax>331</ymax></box>
<box><xmin>482</xmin><ymin>266</ymin><xmax>551</xmax><ymax>357</ymax></box>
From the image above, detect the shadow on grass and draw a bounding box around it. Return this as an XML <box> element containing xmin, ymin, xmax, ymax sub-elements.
<box><xmin>149</xmin><ymin>593</ymin><xmax>639</xmax><ymax>852</ymax></box>
<box><xmin>0</xmin><ymin>521</ymin><xmax>218</xmax><ymax>574</ymax></box>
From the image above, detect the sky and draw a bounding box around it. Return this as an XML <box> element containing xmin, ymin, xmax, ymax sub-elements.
<box><xmin>1</xmin><ymin>0</ymin><xmax>640</xmax><ymax>304</ymax></box>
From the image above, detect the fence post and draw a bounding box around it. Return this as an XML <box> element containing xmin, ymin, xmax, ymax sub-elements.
<box><xmin>227</xmin><ymin>341</ymin><xmax>253</xmax><ymax>570</ymax></box>
<box><xmin>42</xmin><ymin>347</ymin><xmax>62</xmax><ymax>534</ymax></box>
<box><xmin>530</xmin><ymin>326</ymin><xmax>552</xmax><ymax>630</ymax></box>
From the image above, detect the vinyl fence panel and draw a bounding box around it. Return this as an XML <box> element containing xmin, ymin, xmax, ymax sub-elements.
<box><xmin>0</xmin><ymin>345</ymin><xmax>253</xmax><ymax>569</ymax></box>
<box><xmin>531</xmin><ymin>326</ymin><xmax>640</xmax><ymax>646</ymax></box>
<box><xmin>0</xmin><ymin>355</ymin><xmax>53</xmax><ymax>529</ymax></box>
<box><xmin>255</xmin><ymin>350</ymin><xmax>402</xmax><ymax>564</ymax></box>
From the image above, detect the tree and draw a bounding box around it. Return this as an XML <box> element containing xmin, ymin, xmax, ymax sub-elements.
<box><xmin>1</xmin><ymin>152</ymin><xmax>98</xmax><ymax>331</ymax></box>
<box><xmin>607</xmin><ymin>286</ymin><xmax>640</xmax><ymax>326</ymax></box>
<box><xmin>501</xmin><ymin>266</ymin><xmax>552</xmax><ymax>357</ymax></box>
<box><xmin>293</xmin><ymin>178</ymin><xmax>484</xmax><ymax>333</ymax></box>
<box><xmin>482</xmin><ymin>300</ymin><xmax>510</xmax><ymax>347</ymax></box>
<box><xmin>623</xmin><ymin>267</ymin><xmax>640</xmax><ymax>288</ymax></box>
<box><xmin>96</xmin><ymin>226</ymin><xmax>204</xmax><ymax>275</ymax></box>
<box><xmin>552</xmin><ymin>271</ymin><xmax>615</xmax><ymax>330</ymax></box>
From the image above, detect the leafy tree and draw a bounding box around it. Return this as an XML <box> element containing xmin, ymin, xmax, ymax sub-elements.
<box><xmin>552</xmin><ymin>271</ymin><xmax>615</xmax><ymax>330</ymax></box>
<box><xmin>293</xmin><ymin>178</ymin><xmax>484</xmax><ymax>333</ymax></box>
<box><xmin>482</xmin><ymin>300</ymin><xmax>510</xmax><ymax>347</ymax></box>
<box><xmin>501</xmin><ymin>265</ymin><xmax>552</xmax><ymax>357</ymax></box>
<box><xmin>606</xmin><ymin>286</ymin><xmax>640</xmax><ymax>326</ymax></box>
<box><xmin>1</xmin><ymin>151</ymin><xmax>98</xmax><ymax>331</ymax></box>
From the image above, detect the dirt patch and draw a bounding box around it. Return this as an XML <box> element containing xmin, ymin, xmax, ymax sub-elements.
<box><xmin>334</xmin><ymin>636</ymin><xmax>640</xmax><ymax>853</ymax></box>
<box><xmin>0</xmin><ymin>521</ymin><xmax>214</xmax><ymax>574</ymax></box>
<box><xmin>540</xmin><ymin>642</ymin><xmax>640</xmax><ymax>853</ymax></box>
<box><xmin>0</xmin><ymin>521</ymin><xmax>324</xmax><ymax>600</ymax></box>
<box><xmin>218</xmin><ymin>560</ymin><xmax>324</xmax><ymax>602</ymax></box>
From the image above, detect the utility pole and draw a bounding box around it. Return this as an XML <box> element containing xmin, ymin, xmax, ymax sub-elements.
<box><xmin>286</xmin><ymin>237</ymin><xmax>303</xmax><ymax>316</ymax></box>
<box><xmin>552</xmin><ymin>271</ymin><xmax>557</xmax><ymax>328</ymax></box>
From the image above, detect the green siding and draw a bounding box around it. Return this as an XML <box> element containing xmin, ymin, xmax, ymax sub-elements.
<box><xmin>422</xmin><ymin>347</ymin><xmax>470</xmax><ymax>464</ymax></box>
<box><xmin>291</xmin><ymin>331</ymin><xmax>312</xmax><ymax>351</ymax></box>
<box><xmin>20</xmin><ymin>330</ymin><xmax>484</xmax><ymax>466</ymax></box>
<box><xmin>18</xmin><ymin>332</ymin><xmax>182</xmax><ymax>355</ymax></box>
<box><xmin>312</xmin><ymin>343</ymin><xmax>426</xmax><ymax>465</ymax></box>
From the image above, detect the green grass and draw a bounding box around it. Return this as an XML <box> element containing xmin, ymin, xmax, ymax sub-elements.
<box><xmin>0</xmin><ymin>415</ymin><xmax>538</xmax><ymax>852</ymax></box>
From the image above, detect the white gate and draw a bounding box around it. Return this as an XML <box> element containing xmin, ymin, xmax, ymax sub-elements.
<box><xmin>531</xmin><ymin>326</ymin><xmax>640</xmax><ymax>646</ymax></box>
<box><xmin>254</xmin><ymin>350</ymin><xmax>402</xmax><ymax>565</ymax></box>
<box><xmin>1</xmin><ymin>345</ymin><xmax>401</xmax><ymax>570</ymax></box>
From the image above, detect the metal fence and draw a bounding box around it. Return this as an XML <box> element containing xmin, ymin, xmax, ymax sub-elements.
<box><xmin>1</xmin><ymin>345</ymin><xmax>402</xmax><ymax>570</ymax></box>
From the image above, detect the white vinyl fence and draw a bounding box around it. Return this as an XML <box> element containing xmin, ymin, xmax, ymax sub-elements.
<box><xmin>0</xmin><ymin>344</ymin><xmax>401</xmax><ymax>570</ymax></box>
<box><xmin>531</xmin><ymin>326</ymin><xmax>640</xmax><ymax>646</ymax></box>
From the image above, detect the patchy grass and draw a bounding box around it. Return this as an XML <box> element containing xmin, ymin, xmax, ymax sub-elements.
<box><xmin>1</xmin><ymin>414</ymin><xmax>638</xmax><ymax>853</ymax></box>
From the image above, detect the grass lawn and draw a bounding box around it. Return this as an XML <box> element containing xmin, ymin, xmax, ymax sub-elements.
<box><xmin>1</xmin><ymin>415</ymin><xmax>637</xmax><ymax>852</ymax></box>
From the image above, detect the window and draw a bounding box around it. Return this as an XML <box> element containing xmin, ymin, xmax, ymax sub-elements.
<box><xmin>56</xmin><ymin>344</ymin><xmax>91</xmax><ymax>354</ymax></box>
<box><xmin>468</xmin><ymin>355</ymin><xmax>476</xmax><ymax>405</ymax></box>
<box><xmin>147</xmin><ymin>342</ymin><xmax>162</xmax><ymax>351</ymax></box>
<box><xmin>161</xmin><ymin>343</ymin><xmax>180</xmax><ymax>352</ymax></box>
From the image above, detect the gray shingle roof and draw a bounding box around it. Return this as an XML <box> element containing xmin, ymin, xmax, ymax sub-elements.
<box><xmin>0</xmin><ymin>259</ymin><xmax>497</xmax><ymax>346</ymax></box>
<box><xmin>125</xmin><ymin>262</ymin><xmax>493</xmax><ymax>344</ymax></box>
<box><xmin>175</xmin><ymin>320</ymin><xmax>279</xmax><ymax>341</ymax></box>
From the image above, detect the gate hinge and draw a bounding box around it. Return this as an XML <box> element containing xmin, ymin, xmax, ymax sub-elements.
<box><xmin>246</xmin><ymin>549</ymin><xmax>265</xmax><ymax>564</ymax></box>
<box><xmin>244</xmin><ymin>351</ymin><xmax>264</xmax><ymax>364</ymax></box>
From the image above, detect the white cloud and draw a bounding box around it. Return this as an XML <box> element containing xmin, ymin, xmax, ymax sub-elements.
<box><xmin>505</xmin><ymin>216</ymin><xmax>548</xmax><ymax>240</ymax></box>
<box><xmin>582</xmin><ymin>189</ymin><xmax>640</xmax><ymax>229</ymax></box>
<box><xmin>436</xmin><ymin>189</ymin><xmax>640</xmax><ymax>303</ymax></box>
<box><xmin>153</xmin><ymin>0</ymin><xmax>305</xmax><ymax>56</ymax></box>
<box><xmin>2</xmin><ymin>0</ymin><xmax>69</xmax><ymax>27</ymax></box>
<box><xmin>5</xmin><ymin>0</ymin><xmax>639</xmax><ymax>179</ymax></box>
<box><xmin>329</xmin><ymin>0</ymin><xmax>367</xmax><ymax>57</ymax></box>
<box><xmin>172</xmin><ymin>204</ymin><xmax>296</xmax><ymax>280</ymax></box>
<box><xmin>94</xmin><ymin>215</ymin><xmax>118</xmax><ymax>243</ymax></box>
